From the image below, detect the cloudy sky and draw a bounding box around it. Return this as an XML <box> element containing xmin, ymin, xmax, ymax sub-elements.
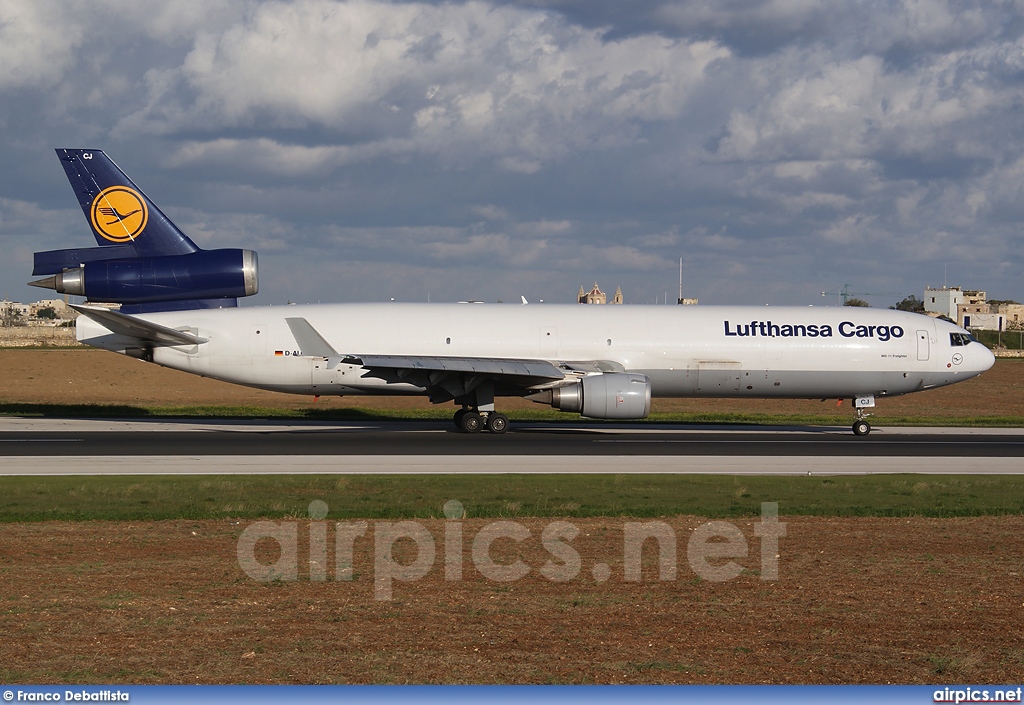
<box><xmin>2</xmin><ymin>0</ymin><xmax>1022</xmax><ymax>307</ymax></box>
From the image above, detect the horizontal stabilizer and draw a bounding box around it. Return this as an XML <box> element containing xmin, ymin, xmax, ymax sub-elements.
<box><xmin>71</xmin><ymin>304</ymin><xmax>207</xmax><ymax>347</ymax></box>
<box><xmin>33</xmin><ymin>245</ymin><xmax>136</xmax><ymax>276</ymax></box>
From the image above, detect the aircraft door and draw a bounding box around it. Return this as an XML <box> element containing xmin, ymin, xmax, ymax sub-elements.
<box><xmin>916</xmin><ymin>330</ymin><xmax>930</xmax><ymax>361</ymax></box>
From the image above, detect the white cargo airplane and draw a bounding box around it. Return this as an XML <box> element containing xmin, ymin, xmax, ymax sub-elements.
<box><xmin>32</xmin><ymin>150</ymin><xmax>995</xmax><ymax>435</ymax></box>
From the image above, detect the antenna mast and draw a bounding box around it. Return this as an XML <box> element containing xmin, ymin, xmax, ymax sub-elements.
<box><xmin>677</xmin><ymin>257</ymin><xmax>683</xmax><ymax>304</ymax></box>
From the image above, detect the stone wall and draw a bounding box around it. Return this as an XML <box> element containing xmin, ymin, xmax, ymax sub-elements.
<box><xmin>0</xmin><ymin>326</ymin><xmax>80</xmax><ymax>347</ymax></box>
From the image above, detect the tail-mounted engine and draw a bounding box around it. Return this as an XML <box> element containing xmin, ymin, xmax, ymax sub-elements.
<box><xmin>30</xmin><ymin>248</ymin><xmax>258</xmax><ymax>305</ymax></box>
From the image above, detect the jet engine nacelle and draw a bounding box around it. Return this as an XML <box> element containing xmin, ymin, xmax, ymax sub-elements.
<box><xmin>550</xmin><ymin>373</ymin><xmax>652</xmax><ymax>419</ymax></box>
<box><xmin>36</xmin><ymin>249</ymin><xmax>258</xmax><ymax>304</ymax></box>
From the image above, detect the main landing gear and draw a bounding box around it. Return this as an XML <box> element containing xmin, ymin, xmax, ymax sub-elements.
<box><xmin>851</xmin><ymin>395</ymin><xmax>875</xmax><ymax>436</ymax></box>
<box><xmin>453</xmin><ymin>408</ymin><xmax>509</xmax><ymax>434</ymax></box>
<box><xmin>451</xmin><ymin>380</ymin><xmax>509</xmax><ymax>434</ymax></box>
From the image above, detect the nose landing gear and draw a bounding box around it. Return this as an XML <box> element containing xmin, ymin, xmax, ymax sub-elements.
<box><xmin>851</xmin><ymin>395</ymin><xmax>875</xmax><ymax>436</ymax></box>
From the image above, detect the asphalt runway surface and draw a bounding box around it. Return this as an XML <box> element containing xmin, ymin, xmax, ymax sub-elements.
<box><xmin>1</xmin><ymin>418</ymin><xmax>1022</xmax><ymax>475</ymax></box>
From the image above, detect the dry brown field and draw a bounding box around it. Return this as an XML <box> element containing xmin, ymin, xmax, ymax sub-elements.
<box><xmin>1</xmin><ymin>348</ymin><xmax>1022</xmax><ymax>684</ymax></box>
<box><xmin>2</xmin><ymin>517</ymin><xmax>1023</xmax><ymax>684</ymax></box>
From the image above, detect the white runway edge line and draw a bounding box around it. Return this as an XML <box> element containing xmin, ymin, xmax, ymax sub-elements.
<box><xmin>1</xmin><ymin>455</ymin><xmax>1022</xmax><ymax>475</ymax></box>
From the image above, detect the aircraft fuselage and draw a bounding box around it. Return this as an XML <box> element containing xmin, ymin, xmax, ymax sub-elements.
<box><xmin>76</xmin><ymin>302</ymin><xmax>994</xmax><ymax>401</ymax></box>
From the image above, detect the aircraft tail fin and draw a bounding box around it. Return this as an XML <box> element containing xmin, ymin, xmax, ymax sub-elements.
<box><xmin>55</xmin><ymin>149</ymin><xmax>198</xmax><ymax>257</ymax></box>
<box><xmin>31</xmin><ymin>149</ymin><xmax>258</xmax><ymax>312</ymax></box>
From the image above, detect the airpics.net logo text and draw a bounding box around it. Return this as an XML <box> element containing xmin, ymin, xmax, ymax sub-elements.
<box><xmin>236</xmin><ymin>501</ymin><xmax>786</xmax><ymax>600</ymax></box>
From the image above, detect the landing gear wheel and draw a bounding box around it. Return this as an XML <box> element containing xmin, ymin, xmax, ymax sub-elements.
<box><xmin>453</xmin><ymin>408</ymin><xmax>467</xmax><ymax>429</ymax></box>
<box><xmin>460</xmin><ymin>411</ymin><xmax>483</xmax><ymax>433</ymax></box>
<box><xmin>852</xmin><ymin>420</ymin><xmax>871</xmax><ymax>436</ymax></box>
<box><xmin>487</xmin><ymin>413</ymin><xmax>509</xmax><ymax>434</ymax></box>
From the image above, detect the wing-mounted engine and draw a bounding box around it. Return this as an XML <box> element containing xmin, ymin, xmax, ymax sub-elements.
<box><xmin>532</xmin><ymin>373</ymin><xmax>652</xmax><ymax>419</ymax></box>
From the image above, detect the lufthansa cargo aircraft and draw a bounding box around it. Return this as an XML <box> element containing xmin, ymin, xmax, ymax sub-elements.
<box><xmin>30</xmin><ymin>149</ymin><xmax>995</xmax><ymax>435</ymax></box>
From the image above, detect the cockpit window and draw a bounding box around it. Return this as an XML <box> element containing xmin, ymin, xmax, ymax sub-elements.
<box><xmin>949</xmin><ymin>332</ymin><xmax>974</xmax><ymax>347</ymax></box>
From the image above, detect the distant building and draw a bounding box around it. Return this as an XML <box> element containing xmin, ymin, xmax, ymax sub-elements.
<box><xmin>1</xmin><ymin>297</ymin><xmax>81</xmax><ymax>327</ymax></box>
<box><xmin>1</xmin><ymin>300</ymin><xmax>31</xmax><ymax>317</ymax></box>
<box><xmin>957</xmin><ymin>290</ymin><xmax>988</xmax><ymax>328</ymax></box>
<box><xmin>678</xmin><ymin>297</ymin><xmax>699</xmax><ymax>305</ymax></box>
<box><xmin>921</xmin><ymin>286</ymin><xmax>1024</xmax><ymax>330</ymax></box>
<box><xmin>1004</xmin><ymin>304</ymin><xmax>1024</xmax><ymax>330</ymax></box>
<box><xmin>31</xmin><ymin>298</ymin><xmax>70</xmax><ymax>314</ymax></box>
<box><xmin>956</xmin><ymin>290</ymin><xmax>1024</xmax><ymax>331</ymax></box>
<box><xmin>578</xmin><ymin>283</ymin><xmax>623</xmax><ymax>304</ymax></box>
<box><xmin>924</xmin><ymin>286</ymin><xmax>964</xmax><ymax>320</ymax></box>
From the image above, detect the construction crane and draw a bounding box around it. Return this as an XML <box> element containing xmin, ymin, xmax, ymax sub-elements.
<box><xmin>820</xmin><ymin>284</ymin><xmax>899</xmax><ymax>306</ymax></box>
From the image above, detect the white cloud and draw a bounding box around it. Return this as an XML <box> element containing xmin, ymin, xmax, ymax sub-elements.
<box><xmin>514</xmin><ymin>220</ymin><xmax>573</xmax><ymax>235</ymax></box>
<box><xmin>714</xmin><ymin>38</ymin><xmax>1020</xmax><ymax>166</ymax></box>
<box><xmin>97</xmin><ymin>0</ymin><xmax>245</xmax><ymax>43</ymax></box>
<box><xmin>818</xmin><ymin>215</ymin><xmax>878</xmax><ymax>245</ymax></box>
<box><xmin>0</xmin><ymin>2</ymin><xmax>84</xmax><ymax>90</ymax></box>
<box><xmin>117</xmin><ymin>0</ymin><xmax>728</xmax><ymax>170</ymax></box>
<box><xmin>426</xmin><ymin>232</ymin><xmax>548</xmax><ymax>266</ymax></box>
<box><xmin>166</xmin><ymin>137</ymin><xmax>416</xmax><ymax>175</ymax></box>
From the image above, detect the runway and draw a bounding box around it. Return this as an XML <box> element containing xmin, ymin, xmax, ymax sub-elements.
<box><xmin>1</xmin><ymin>417</ymin><xmax>1022</xmax><ymax>475</ymax></box>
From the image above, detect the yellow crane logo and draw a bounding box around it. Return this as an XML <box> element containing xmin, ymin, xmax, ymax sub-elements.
<box><xmin>90</xmin><ymin>186</ymin><xmax>149</xmax><ymax>242</ymax></box>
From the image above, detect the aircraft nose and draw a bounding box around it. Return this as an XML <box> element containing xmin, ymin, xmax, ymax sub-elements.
<box><xmin>971</xmin><ymin>342</ymin><xmax>996</xmax><ymax>373</ymax></box>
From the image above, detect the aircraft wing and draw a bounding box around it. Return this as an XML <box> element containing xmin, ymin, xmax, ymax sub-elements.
<box><xmin>286</xmin><ymin>316</ymin><xmax>565</xmax><ymax>403</ymax></box>
<box><xmin>348</xmin><ymin>354</ymin><xmax>565</xmax><ymax>380</ymax></box>
<box><xmin>345</xmin><ymin>353</ymin><xmax>565</xmax><ymax>404</ymax></box>
<box><xmin>287</xmin><ymin>316</ymin><xmax>563</xmax><ymax>379</ymax></box>
<box><xmin>71</xmin><ymin>304</ymin><xmax>207</xmax><ymax>347</ymax></box>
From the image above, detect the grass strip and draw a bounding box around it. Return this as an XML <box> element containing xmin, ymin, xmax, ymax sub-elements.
<box><xmin>2</xmin><ymin>474</ymin><xmax>1023</xmax><ymax>522</ymax></box>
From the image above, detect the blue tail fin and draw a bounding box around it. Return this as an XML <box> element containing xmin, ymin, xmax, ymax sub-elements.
<box><xmin>56</xmin><ymin>148</ymin><xmax>198</xmax><ymax>257</ymax></box>
<box><xmin>30</xmin><ymin>149</ymin><xmax>258</xmax><ymax>312</ymax></box>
